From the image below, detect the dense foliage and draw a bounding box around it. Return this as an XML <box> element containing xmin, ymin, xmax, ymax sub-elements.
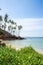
<box><xmin>0</xmin><ymin>45</ymin><xmax>43</xmax><ymax>65</ymax></box>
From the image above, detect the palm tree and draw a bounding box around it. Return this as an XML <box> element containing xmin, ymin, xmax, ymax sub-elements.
<box><xmin>18</xmin><ymin>25</ymin><xmax>22</xmax><ymax>37</ymax></box>
<box><xmin>8</xmin><ymin>20</ymin><xmax>14</xmax><ymax>34</ymax></box>
<box><xmin>4</xmin><ymin>14</ymin><xmax>8</xmax><ymax>30</ymax></box>
<box><xmin>11</xmin><ymin>20</ymin><xmax>14</xmax><ymax>26</ymax></box>
<box><xmin>8</xmin><ymin>25</ymin><xmax>11</xmax><ymax>33</ymax></box>
<box><xmin>1</xmin><ymin>24</ymin><xmax>4</xmax><ymax>30</ymax></box>
<box><xmin>9</xmin><ymin>20</ymin><xmax>17</xmax><ymax>35</ymax></box>
<box><xmin>13</xmin><ymin>27</ymin><xmax>16</xmax><ymax>35</ymax></box>
<box><xmin>0</xmin><ymin>15</ymin><xmax>3</xmax><ymax>28</ymax></box>
<box><xmin>10</xmin><ymin>20</ymin><xmax>14</xmax><ymax>34</ymax></box>
<box><xmin>8</xmin><ymin>19</ymin><xmax>11</xmax><ymax>23</ymax></box>
<box><xmin>4</xmin><ymin>23</ymin><xmax>6</xmax><ymax>30</ymax></box>
<box><xmin>14</xmin><ymin>22</ymin><xmax>17</xmax><ymax>27</ymax></box>
<box><xmin>4</xmin><ymin>14</ymin><xmax>8</xmax><ymax>22</ymax></box>
<box><xmin>0</xmin><ymin>23</ymin><xmax>2</xmax><ymax>29</ymax></box>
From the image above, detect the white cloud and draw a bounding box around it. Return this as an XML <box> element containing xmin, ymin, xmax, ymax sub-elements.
<box><xmin>14</xmin><ymin>18</ymin><xmax>43</xmax><ymax>37</ymax></box>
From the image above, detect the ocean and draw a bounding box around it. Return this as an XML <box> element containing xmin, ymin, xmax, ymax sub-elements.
<box><xmin>5</xmin><ymin>37</ymin><xmax>43</xmax><ymax>54</ymax></box>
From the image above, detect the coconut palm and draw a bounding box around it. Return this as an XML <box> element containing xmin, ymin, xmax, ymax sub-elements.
<box><xmin>11</xmin><ymin>20</ymin><xmax>14</xmax><ymax>24</ymax></box>
<box><xmin>0</xmin><ymin>15</ymin><xmax>3</xmax><ymax>28</ymax></box>
<box><xmin>4</xmin><ymin>14</ymin><xmax>8</xmax><ymax>22</ymax></box>
<box><xmin>8</xmin><ymin>20</ymin><xmax>14</xmax><ymax>34</ymax></box>
<box><xmin>10</xmin><ymin>20</ymin><xmax>14</xmax><ymax>34</ymax></box>
<box><xmin>8</xmin><ymin>19</ymin><xmax>11</xmax><ymax>23</ymax></box>
<box><xmin>14</xmin><ymin>22</ymin><xmax>17</xmax><ymax>27</ymax></box>
<box><xmin>4</xmin><ymin>14</ymin><xmax>8</xmax><ymax>30</ymax></box>
<box><xmin>4</xmin><ymin>23</ymin><xmax>6</xmax><ymax>30</ymax></box>
<box><xmin>1</xmin><ymin>24</ymin><xmax>4</xmax><ymax>30</ymax></box>
<box><xmin>0</xmin><ymin>23</ymin><xmax>2</xmax><ymax>29</ymax></box>
<box><xmin>9</xmin><ymin>20</ymin><xmax>17</xmax><ymax>31</ymax></box>
<box><xmin>18</xmin><ymin>25</ymin><xmax>22</xmax><ymax>36</ymax></box>
<box><xmin>8</xmin><ymin>25</ymin><xmax>11</xmax><ymax>33</ymax></box>
<box><xmin>13</xmin><ymin>27</ymin><xmax>16</xmax><ymax>35</ymax></box>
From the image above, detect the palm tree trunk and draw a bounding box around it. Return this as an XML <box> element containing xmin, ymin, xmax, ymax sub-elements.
<box><xmin>4</xmin><ymin>23</ymin><xmax>6</xmax><ymax>31</ymax></box>
<box><xmin>18</xmin><ymin>30</ymin><xmax>20</xmax><ymax>37</ymax></box>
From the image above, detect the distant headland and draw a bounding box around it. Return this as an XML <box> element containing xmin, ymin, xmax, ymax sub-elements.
<box><xmin>0</xmin><ymin>14</ymin><xmax>24</xmax><ymax>40</ymax></box>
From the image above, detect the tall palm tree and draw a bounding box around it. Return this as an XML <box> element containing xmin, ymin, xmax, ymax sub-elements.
<box><xmin>1</xmin><ymin>24</ymin><xmax>6</xmax><ymax>30</ymax></box>
<box><xmin>13</xmin><ymin>27</ymin><xmax>16</xmax><ymax>35</ymax></box>
<box><xmin>8</xmin><ymin>19</ymin><xmax>11</xmax><ymax>23</ymax></box>
<box><xmin>11</xmin><ymin>20</ymin><xmax>14</xmax><ymax>25</ymax></box>
<box><xmin>0</xmin><ymin>15</ymin><xmax>3</xmax><ymax>28</ymax></box>
<box><xmin>14</xmin><ymin>22</ymin><xmax>17</xmax><ymax>27</ymax></box>
<box><xmin>9</xmin><ymin>19</ymin><xmax>17</xmax><ymax>35</ymax></box>
<box><xmin>0</xmin><ymin>16</ymin><xmax>2</xmax><ymax>22</ymax></box>
<box><xmin>4</xmin><ymin>14</ymin><xmax>8</xmax><ymax>30</ymax></box>
<box><xmin>8</xmin><ymin>25</ymin><xmax>11</xmax><ymax>33</ymax></box>
<box><xmin>11</xmin><ymin>20</ymin><xmax>14</xmax><ymax>34</ymax></box>
<box><xmin>18</xmin><ymin>25</ymin><xmax>22</xmax><ymax>36</ymax></box>
<box><xmin>8</xmin><ymin>20</ymin><xmax>14</xmax><ymax>34</ymax></box>
<box><xmin>1</xmin><ymin>24</ymin><xmax>4</xmax><ymax>30</ymax></box>
<box><xmin>4</xmin><ymin>14</ymin><xmax>8</xmax><ymax>22</ymax></box>
<box><xmin>0</xmin><ymin>23</ymin><xmax>2</xmax><ymax>29</ymax></box>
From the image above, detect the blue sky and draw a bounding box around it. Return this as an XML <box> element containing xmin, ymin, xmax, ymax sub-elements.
<box><xmin>0</xmin><ymin>0</ymin><xmax>43</xmax><ymax>37</ymax></box>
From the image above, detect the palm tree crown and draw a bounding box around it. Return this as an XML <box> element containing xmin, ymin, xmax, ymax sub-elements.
<box><xmin>4</xmin><ymin>14</ymin><xmax>8</xmax><ymax>22</ymax></box>
<box><xmin>18</xmin><ymin>25</ymin><xmax>22</xmax><ymax>30</ymax></box>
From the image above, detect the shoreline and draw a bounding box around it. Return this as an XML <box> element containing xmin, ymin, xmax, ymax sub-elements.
<box><xmin>0</xmin><ymin>39</ymin><xmax>43</xmax><ymax>54</ymax></box>
<box><xmin>6</xmin><ymin>42</ymin><xmax>43</xmax><ymax>54</ymax></box>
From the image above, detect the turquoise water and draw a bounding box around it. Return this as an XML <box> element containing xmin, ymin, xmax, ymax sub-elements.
<box><xmin>6</xmin><ymin>37</ymin><xmax>43</xmax><ymax>53</ymax></box>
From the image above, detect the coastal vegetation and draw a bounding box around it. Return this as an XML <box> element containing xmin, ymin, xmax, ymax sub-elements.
<box><xmin>0</xmin><ymin>13</ymin><xmax>23</xmax><ymax>39</ymax></box>
<box><xmin>0</xmin><ymin>44</ymin><xmax>43</xmax><ymax>65</ymax></box>
<box><xmin>0</xmin><ymin>14</ymin><xmax>22</xmax><ymax>37</ymax></box>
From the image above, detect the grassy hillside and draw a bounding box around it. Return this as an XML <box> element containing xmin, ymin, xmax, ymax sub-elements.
<box><xmin>0</xmin><ymin>45</ymin><xmax>43</xmax><ymax>65</ymax></box>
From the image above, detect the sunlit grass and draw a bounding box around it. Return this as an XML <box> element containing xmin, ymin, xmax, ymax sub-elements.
<box><xmin>0</xmin><ymin>45</ymin><xmax>43</xmax><ymax>65</ymax></box>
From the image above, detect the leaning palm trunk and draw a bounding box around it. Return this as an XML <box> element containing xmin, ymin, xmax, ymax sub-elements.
<box><xmin>10</xmin><ymin>27</ymin><xmax>13</xmax><ymax>35</ymax></box>
<box><xmin>13</xmin><ymin>31</ymin><xmax>15</xmax><ymax>35</ymax></box>
<box><xmin>18</xmin><ymin>25</ymin><xmax>22</xmax><ymax>37</ymax></box>
<box><xmin>4</xmin><ymin>23</ymin><xmax>6</xmax><ymax>31</ymax></box>
<box><xmin>0</xmin><ymin>16</ymin><xmax>3</xmax><ymax>29</ymax></box>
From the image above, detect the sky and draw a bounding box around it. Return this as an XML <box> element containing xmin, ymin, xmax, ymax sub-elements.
<box><xmin>0</xmin><ymin>0</ymin><xmax>43</xmax><ymax>37</ymax></box>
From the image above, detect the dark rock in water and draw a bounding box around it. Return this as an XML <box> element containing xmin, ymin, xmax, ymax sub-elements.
<box><xmin>17</xmin><ymin>36</ymin><xmax>25</xmax><ymax>40</ymax></box>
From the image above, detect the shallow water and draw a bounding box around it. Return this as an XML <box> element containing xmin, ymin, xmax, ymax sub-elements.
<box><xmin>5</xmin><ymin>37</ymin><xmax>43</xmax><ymax>53</ymax></box>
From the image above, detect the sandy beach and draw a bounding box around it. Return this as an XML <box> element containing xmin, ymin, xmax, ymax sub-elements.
<box><xmin>0</xmin><ymin>39</ymin><xmax>22</xmax><ymax>50</ymax></box>
<box><xmin>0</xmin><ymin>39</ymin><xmax>43</xmax><ymax>54</ymax></box>
<box><xmin>6</xmin><ymin>43</ymin><xmax>43</xmax><ymax>54</ymax></box>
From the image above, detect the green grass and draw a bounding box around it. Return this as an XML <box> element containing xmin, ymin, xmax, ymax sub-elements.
<box><xmin>0</xmin><ymin>45</ymin><xmax>43</xmax><ymax>65</ymax></box>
